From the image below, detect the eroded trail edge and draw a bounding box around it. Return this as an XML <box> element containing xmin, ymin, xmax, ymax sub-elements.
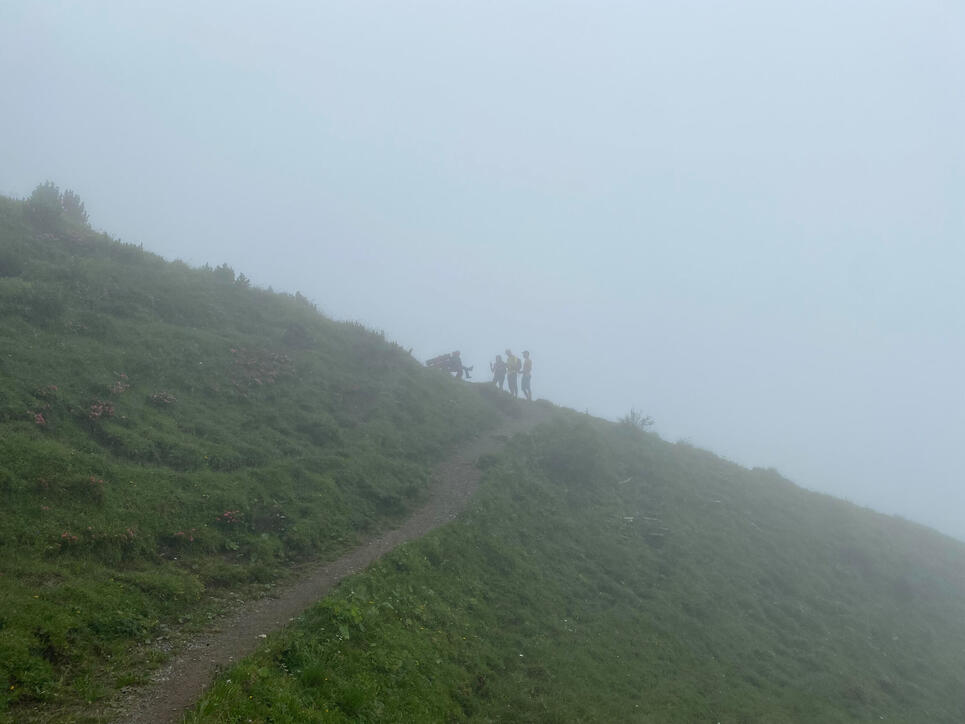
<box><xmin>114</xmin><ymin>408</ymin><xmax>545</xmax><ymax>724</ymax></box>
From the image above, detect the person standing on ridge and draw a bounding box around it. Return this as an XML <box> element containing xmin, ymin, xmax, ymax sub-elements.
<box><xmin>521</xmin><ymin>350</ymin><xmax>533</xmax><ymax>401</ymax></box>
<box><xmin>491</xmin><ymin>354</ymin><xmax>507</xmax><ymax>390</ymax></box>
<box><xmin>450</xmin><ymin>351</ymin><xmax>466</xmax><ymax>379</ymax></box>
<box><xmin>505</xmin><ymin>349</ymin><xmax>521</xmax><ymax>399</ymax></box>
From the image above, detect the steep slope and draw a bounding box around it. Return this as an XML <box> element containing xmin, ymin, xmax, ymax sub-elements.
<box><xmin>0</xmin><ymin>194</ymin><xmax>510</xmax><ymax>720</ymax></box>
<box><xmin>192</xmin><ymin>417</ymin><xmax>965</xmax><ymax>723</ymax></box>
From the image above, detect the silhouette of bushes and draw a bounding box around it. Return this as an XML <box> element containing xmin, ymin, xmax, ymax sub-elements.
<box><xmin>24</xmin><ymin>182</ymin><xmax>90</xmax><ymax>233</ymax></box>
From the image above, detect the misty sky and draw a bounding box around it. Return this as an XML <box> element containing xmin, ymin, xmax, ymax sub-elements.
<box><xmin>2</xmin><ymin>2</ymin><xmax>963</xmax><ymax>540</ymax></box>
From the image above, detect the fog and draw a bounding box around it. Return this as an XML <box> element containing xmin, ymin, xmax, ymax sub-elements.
<box><xmin>2</xmin><ymin>2</ymin><xmax>963</xmax><ymax>539</ymax></box>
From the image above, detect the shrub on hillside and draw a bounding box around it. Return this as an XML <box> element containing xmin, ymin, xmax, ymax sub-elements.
<box><xmin>619</xmin><ymin>408</ymin><xmax>654</xmax><ymax>432</ymax></box>
<box><xmin>212</xmin><ymin>263</ymin><xmax>235</xmax><ymax>283</ymax></box>
<box><xmin>61</xmin><ymin>189</ymin><xmax>88</xmax><ymax>226</ymax></box>
<box><xmin>23</xmin><ymin>182</ymin><xmax>91</xmax><ymax>233</ymax></box>
<box><xmin>24</xmin><ymin>182</ymin><xmax>63</xmax><ymax>232</ymax></box>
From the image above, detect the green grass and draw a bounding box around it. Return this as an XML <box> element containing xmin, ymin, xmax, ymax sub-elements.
<box><xmin>0</xmin><ymin>194</ymin><xmax>508</xmax><ymax>721</ymax></box>
<box><xmin>191</xmin><ymin>417</ymin><xmax>965</xmax><ymax>723</ymax></box>
<box><xmin>4</xmin><ymin>190</ymin><xmax>965</xmax><ymax>722</ymax></box>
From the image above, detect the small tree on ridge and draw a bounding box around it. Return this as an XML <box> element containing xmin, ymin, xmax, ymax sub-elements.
<box><xmin>24</xmin><ymin>182</ymin><xmax>91</xmax><ymax>232</ymax></box>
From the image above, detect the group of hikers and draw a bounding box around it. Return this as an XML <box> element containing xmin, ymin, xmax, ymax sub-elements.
<box><xmin>490</xmin><ymin>349</ymin><xmax>533</xmax><ymax>401</ymax></box>
<box><xmin>426</xmin><ymin>348</ymin><xmax>534</xmax><ymax>401</ymax></box>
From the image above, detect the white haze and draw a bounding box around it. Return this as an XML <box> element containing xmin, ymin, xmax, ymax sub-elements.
<box><xmin>1</xmin><ymin>2</ymin><xmax>963</xmax><ymax>539</ymax></box>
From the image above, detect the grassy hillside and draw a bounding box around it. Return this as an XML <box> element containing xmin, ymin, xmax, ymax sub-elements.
<box><xmin>191</xmin><ymin>417</ymin><xmax>965</xmax><ymax>723</ymax></box>
<box><xmin>0</xmin><ymin>193</ymin><xmax>509</xmax><ymax>721</ymax></box>
<box><xmin>4</xmin><ymin>189</ymin><xmax>965</xmax><ymax>723</ymax></box>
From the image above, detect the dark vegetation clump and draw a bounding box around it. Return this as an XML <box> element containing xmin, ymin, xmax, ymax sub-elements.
<box><xmin>23</xmin><ymin>182</ymin><xmax>89</xmax><ymax>233</ymax></box>
<box><xmin>0</xmin><ymin>191</ymin><xmax>505</xmax><ymax>719</ymax></box>
<box><xmin>192</xmin><ymin>416</ymin><xmax>965</xmax><ymax>723</ymax></box>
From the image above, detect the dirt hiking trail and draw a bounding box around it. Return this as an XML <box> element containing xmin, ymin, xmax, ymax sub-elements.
<box><xmin>113</xmin><ymin>403</ymin><xmax>551</xmax><ymax>723</ymax></box>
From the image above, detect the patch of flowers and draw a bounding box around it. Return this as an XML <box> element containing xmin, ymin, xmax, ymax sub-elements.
<box><xmin>27</xmin><ymin>388</ymin><xmax>54</xmax><ymax>425</ymax></box>
<box><xmin>57</xmin><ymin>525</ymin><xmax>137</xmax><ymax>552</ymax></box>
<box><xmin>74</xmin><ymin>474</ymin><xmax>109</xmax><ymax>504</ymax></box>
<box><xmin>150</xmin><ymin>391</ymin><xmax>177</xmax><ymax>405</ymax></box>
<box><xmin>217</xmin><ymin>509</ymin><xmax>243</xmax><ymax>525</ymax></box>
<box><xmin>174</xmin><ymin>528</ymin><xmax>198</xmax><ymax>542</ymax></box>
<box><xmin>34</xmin><ymin>384</ymin><xmax>59</xmax><ymax>398</ymax></box>
<box><xmin>88</xmin><ymin>400</ymin><xmax>115</xmax><ymax>420</ymax></box>
<box><xmin>111</xmin><ymin>380</ymin><xmax>130</xmax><ymax>394</ymax></box>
